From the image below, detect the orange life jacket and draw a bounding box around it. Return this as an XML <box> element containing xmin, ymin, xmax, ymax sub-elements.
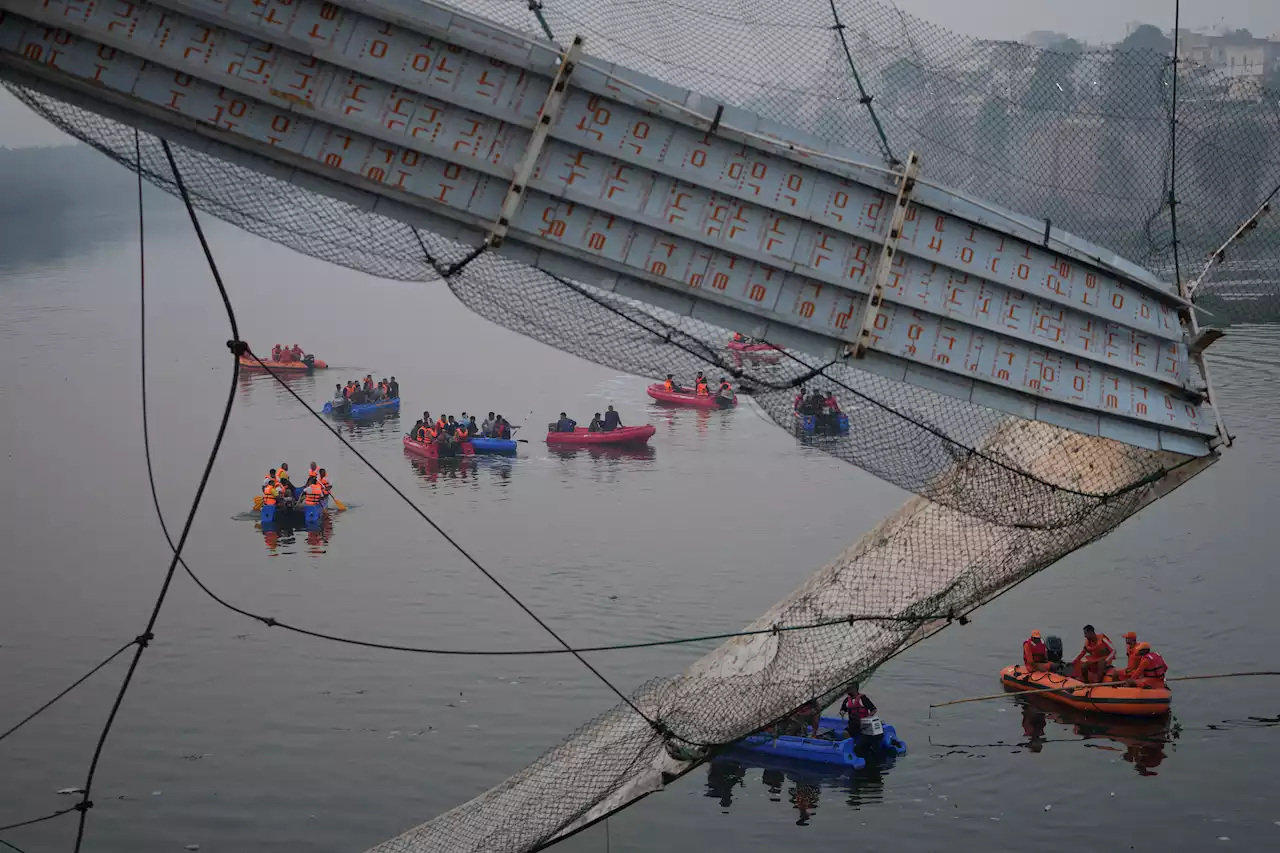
<box><xmin>1083</xmin><ymin>633</ymin><xmax>1113</xmax><ymax>660</ymax></box>
<box><xmin>308</xmin><ymin>467</ymin><xmax>319</xmax><ymax>482</ymax></box>
<box><xmin>303</xmin><ymin>484</ymin><xmax>325</xmax><ymax>506</ymax></box>
<box><xmin>696</xmin><ymin>382</ymin><xmax>709</xmax><ymax>395</ymax></box>
<box><xmin>262</xmin><ymin>483</ymin><xmax>277</xmax><ymax>506</ymax></box>
<box><xmin>1134</xmin><ymin>651</ymin><xmax>1168</xmax><ymax>686</ymax></box>
<box><xmin>1023</xmin><ymin>638</ymin><xmax>1048</xmax><ymax>665</ymax></box>
<box><xmin>415</xmin><ymin>425</ymin><xmax>430</xmax><ymax>441</ymax></box>
<box><xmin>436</xmin><ymin>418</ymin><xmax>447</xmax><ymax>431</ymax></box>
<box><xmin>663</xmin><ymin>380</ymin><xmax>675</xmax><ymax>392</ymax></box>
<box><xmin>456</xmin><ymin>426</ymin><xmax>469</xmax><ymax>440</ymax></box>
<box><xmin>719</xmin><ymin>382</ymin><xmax>732</xmax><ymax>395</ymax></box>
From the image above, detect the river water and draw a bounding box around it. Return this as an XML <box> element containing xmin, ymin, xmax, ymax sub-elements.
<box><xmin>2</xmin><ymin>157</ymin><xmax>1278</xmax><ymax>853</ymax></box>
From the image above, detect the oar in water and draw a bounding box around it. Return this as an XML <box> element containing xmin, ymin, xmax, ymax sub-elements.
<box><xmin>931</xmin><ymin>671</ymin><xmax>1280</xmax><ymax>709</ymax></box>
<box><xmin>326</xmin><ymin>491</ymin><xmax>347</xmax><ymax>511</ymax></box>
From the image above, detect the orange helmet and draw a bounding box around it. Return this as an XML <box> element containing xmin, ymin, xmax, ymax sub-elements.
<box><xmin>1030</xmin><ymin>630</ymin><xmax>1042</xmax><ymax>639</ymax></box>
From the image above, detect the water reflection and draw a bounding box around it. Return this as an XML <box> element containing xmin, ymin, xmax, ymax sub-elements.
<box><xmin>931</xmin><ymin>695</ymin><xmax>1179</xmax><ymax>776</ymax></box>
<box><xmin>706</xmin><ymin>753</ymin><xmax>893</xmax><ymax>825</ymax></box>
<box><xmin>255</xmin><ymin>509</ymin><xmax>337</xmax><ymax>556</ymax></box>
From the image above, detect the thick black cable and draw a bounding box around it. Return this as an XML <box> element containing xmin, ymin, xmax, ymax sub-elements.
<box><xmin>0</xmin><ymin>639</ymin><xmax>136</xmax><ymax>745</ymax></box>
<box><xmin>68</xmin><ymin>135</ymin><xmax>242</xmax><ymax>853</ymax></box>
<box><xmin>243</xmin><ymin>350</ymin><xmax>666</xmax><ymax>733</ymax></box>
<box><xmin>169</xmin><ymin>555</ymin><xmax>954</xmax><ymax>654</ymax></box>
<box><xmin>0</xmin><ymin>809</ymin><xmax>76</xmax><ymax>833</ymax></box>
<box><xmin>0</xmin><ymin>837</ymin><xmax>30</xmax><ymax>853</ymax></box>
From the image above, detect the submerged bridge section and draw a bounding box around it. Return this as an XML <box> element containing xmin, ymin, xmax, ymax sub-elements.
<box><xmin>0</xmin><ymin>0</ymin><xmax>1222</xmax><ymax>454</ymax></box>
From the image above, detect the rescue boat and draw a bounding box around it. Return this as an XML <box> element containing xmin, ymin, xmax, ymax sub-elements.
<box><xmin>324</xmin><ymin>397</ymin><xmax>400</xmax><ymax>417</ymax></box>
<box><xmin>239</xmin><ymin>354</ymin><xmax>327</xmax><ymax>372</ymax></box>
<box><xmin>646</xmin><ymin>383</ymin><xmax>737</xmax><ymax>408</ymax></box>
<box><xmin>730</xmin><ymin>716</ymin><xmax>906</xmax><ymax>768</ymax></box>
<box><xmin>402</xmin><ymin>435</ymin><xmax>477</xmax><ymax>461</ymax></box>
<box><xmin>1000</xmin><ymin>665</ymin><xmax>1171</xmax><ymax>717</ymax></box>
<box><xmin>260</xmin><ymin>486</ymin><xmax>326</xmax><ymax>527</ymax></box>
<box><xmin>545</xmin><ymin>424</ymin><xmax>656</xmax><ymax>446</ymax></box>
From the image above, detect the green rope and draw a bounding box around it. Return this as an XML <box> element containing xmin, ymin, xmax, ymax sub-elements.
<box><xmin>827</xmin><ymin>0</ymin><xmax>898</xmax><ymax>165</ymax></box>
<box><xmin>528</xmin><ymin>1</ymin><xmax>556</xmax><ymax>42</ymax></box>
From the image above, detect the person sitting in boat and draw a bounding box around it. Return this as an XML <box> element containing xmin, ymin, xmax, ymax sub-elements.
<box><xmin>716</xmin><ymin>378</ymin><xmax>734</xmax><ymax>399</ymax></box>
<box><xmin>694</xmin><ymin>372</ymin><xmax>709</xmax><ymax>395</ymax></box>
<box><xmin>493</xmin><ymin>417</ymin><xmax>512</xmax><ymax>440</ymax></box>
<box><xmin>362</xmin><ymin>375</ymin><xmax>374</xmax><ymax>393</ymax></box>
<box><xmin>262</xmin><ymin>479</ymin><xmax>280</xmax><ymax>507</ymax></box>
<box><xmin>732</xmin><ymin>332</ymin><xmax>746</xmax><ymax>343</ymax></box>
<box><xmin>1125</xmin><ymin>642</ymin><xmax>1168</xmax><ymax>690</ymax></box>
<box><xmin>467</xmin><ymin>415</ymin><xmax>480</xmax><ymax>436</ymax></box>
<box><xmin>349</xmin><ymin>385</ymin><xmax>367</xmax><ymax>405</ymax></box>
<box><xmin>1023</xmin><ymin>630</ymin><xmax>1051</xmax><ymax>672</ymax></box>
<box><xmin>306</xmin><ymin>462</ymin><xmax>320</xmax><ymax>483</ymax></box>
<box><xmin>264</xmin><ymin>468</ymin><xmax>278</xmax><ymax>489</ymax></box>
<box><xmin>317</xmin><ymin>468</ymin><xmax>331</xmax><ymax>494</ymax></box>
<box><xmin>456</xmin><ymin>420</ymin><xmax>471</xmax><ymax>440</ymax></box>
<box><xmin>444</xmin><ymin>415</ymin><xmax>459</xmax><ymax>436</ymax></box>
<box><xmin>436</xmin><ymin>414</ymin><xmax>449</xmax><ymax>433</ymax></box>
<box><xmin>1119</xmin><ymin>631</ymin><xmax>1141</xmax><ymax>680</ymax></box>
<box><xmin>555</xmin><ymin>412</ymin><xmax>577</xmax><ymax>433</ymax></box>
<box><xmin>663</xmin><ymin>374</ymin><xmax>679</xmax><ymax>393</ymax></box>
<box><xmin>588</xmin><ymin>413</ymin><xmax>605</xmax><ymax>432</ymax></box>
<box><xmin>302</xmin><ymin>477</ymin><xmax>326</xmax><ymax>507</ymax></box>
<box><xmin>823</xmin><ymin>390</ymin><xmax>840</xmax><ymax>413</ymax></box>
<box><xmin>780</xmin><ymin>698</ymin><xmax>821</xmax><ymax>737</ymax></box>
<box><xmin>602</xmin><ymin>405</ymin><xmax>622</xmax><ymax>432</ymax></box>
<box><xmin>1071</xmin><ymin>625</ymin><xmax>1115</xmax><ymax>684</ymax></box>
<box><xmin>388</xmin><ymin>376</ymin><xmax>399</xmax><ymax>399</ymax></box>
<box><xmin>271</xmin><ymin>344</ymin><xmax>283</xmax><ymax>362</ymax></box>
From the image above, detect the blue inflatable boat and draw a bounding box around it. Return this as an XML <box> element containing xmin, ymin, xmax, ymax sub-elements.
<box><xmin>260</xmin><ymin>487</ymin><xmax>326</xmax><ymax>527</ymax></box>
<box><xmin>324</xmin><ymin>397</ymin><xmax>400</xmax><ymax>418</ymax></box>
<box><xmin>730</xmin><ymin>716</ymin><xmax>905</xmax><ymax>768</ymax></box>
<box><xmin>469</xmin><ymin>436</ymin><xmax>518</xmax><ymax>454</ymax></box>
<box><xmin>796</xmin><ymin>412</ymin><xmax>850</xmax><ymax>434</ymax></box>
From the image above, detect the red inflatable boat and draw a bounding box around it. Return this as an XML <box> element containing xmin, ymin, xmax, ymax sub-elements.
<box><xmin>646</xmin><ymin>383</ymin><xmax>737</xmax><ymax>408</ymax></box>
<box><xmin>545</xmin><ymin>425</ymin><xmax>656</xmax><ymax>446</ymax></box>
<box><xmin>402</xmin><ymin>435</ymin><xmax>476</xmax><ymax>460</ymax></box>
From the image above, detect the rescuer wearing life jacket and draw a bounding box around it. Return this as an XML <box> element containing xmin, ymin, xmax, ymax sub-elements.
<box><xmin>717</xmin><ymin>378</ymin><xmax>733</xmax><ymax>398</ymax></box>
<box><xmin>302</xmin><ymin>477</ymin><xmax>326</xmax><ymax>506</ymax></box>
<box><xmin>1127</xmin><ymin>643</ymin><xmax>1168</xmax><ymax>690</ymax></box>
<box><xmin>317</xmin><ymin>468</ymin><xmax>331</xmax><ymax>495</ymax></box>
<box><xmin>1120</xmin><ymin>632</ymin><xmax>1141</xmax><ymax>678</ymax></box>
<box><xmin>1023</xmin><ymin>630</ymin><xmax>1051</xmax><ymax>672</ymax></box>
<box><xmin>840</xmin><ymin>682</ymin><xmax>879</xmax><ymax>752</ymax></box>
<box><xmin>732</xmin><ymin>332</ymin><xmax>745</xmax><ymax>342</ymax></box>
<box><xmin>307</xmin><ymin>461</ymin><xmax>320</xmax><ymax>483</ymax></box>
<box><xmin>264</xmin><ymin>468</ymin><xmax>278</xmax><ymax>489</ymax></box>
<box><xmin>663</xmin><ymin>374</ymin><xmax>678</xmax><ymax>393</ymax></box>
<box><xmin>271</xmin><ymin>344</ymin><xmax>282</xmax><ymax>362</ymax></box>
<box><xmin>261</xmin><ymin>479</ymin><xmax>280</xmax><ymax>506</ymax></box>
<box><xmin>1071</xmin><ymin>624</ymin><xmax>1115</xmax><ymax>684</ymax></box>
<box><xmin>693</xmin><ymin>371</ymin><xmax>708</xmax><ymax>395</ymax></box>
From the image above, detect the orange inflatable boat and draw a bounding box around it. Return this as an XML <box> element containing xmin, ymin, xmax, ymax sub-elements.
<box><xmin>1000</xmin><ymin>665</ymin><xmax>1171</xmax><ymax>717</ymax></box>
<box><xmin>238</xmin><ymin>354</ymin><xmax>327</xmax><ymax>372</ymax></box>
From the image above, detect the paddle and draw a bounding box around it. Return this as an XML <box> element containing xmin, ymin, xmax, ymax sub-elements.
<box><xmin>930</xmin><ymin>670</ymin><xmax>1280</xmax><ymax>709</ymax></box>
<box><xmin>326</xmin><ymin>490</ymin><xmax>347</xmax><ymax>511</ymax></box>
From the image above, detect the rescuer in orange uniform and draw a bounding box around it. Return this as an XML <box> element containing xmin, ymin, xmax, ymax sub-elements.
<box><xmin>1071</xmin><ymin>624</ymin><xmax>1115</xmax><ymax>684</ymax></box>
<box><xmin>1120</xmin><ymin>632</ymin><xmax>1141</xmax><ymax>679</ymax></box>
<box><xmin>663</xmin><ymin>374</ymin><xmax>678</xmax><ymax>392</ymax></box>
<box><xmin>1023</xmin><ymin>630</ymin><xmax>1051</xmax><ymax>672</ymax></box>
<box><xmin>1126</xmin><ymin>643</ymin><xmax>1169</xmax><ymax>689</ymax></box>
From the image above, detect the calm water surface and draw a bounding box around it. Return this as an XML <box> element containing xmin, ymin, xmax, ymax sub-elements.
<box><xmin>2</xmin><ymin>188</ymin><xmax>1278</xmax><ymax>853</ymax></box>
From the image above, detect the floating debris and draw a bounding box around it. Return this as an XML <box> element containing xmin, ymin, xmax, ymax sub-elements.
<box><xmin>56</xmin><ymin>787</ymin><xmax>85</xmax><ymax>795</ymax></box>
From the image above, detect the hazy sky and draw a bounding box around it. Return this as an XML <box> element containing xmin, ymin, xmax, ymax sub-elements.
<box><xmin>2</xmin><ymin>0</ymin><xmax>1278</xmax><ymax>148</ymax></box>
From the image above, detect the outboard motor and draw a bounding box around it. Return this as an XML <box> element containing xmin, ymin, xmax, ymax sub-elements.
<box><xmin>302</xmin><ymin>353</ymin><xmax>315</xmax><ymax>367</ymax></box>
<box><xmin>1045</xmin><ymin>635</ymin><xmax>1065</xmax><ymax>674</ymax></box>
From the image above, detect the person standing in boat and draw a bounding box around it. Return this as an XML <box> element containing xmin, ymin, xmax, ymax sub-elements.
<box><xmin>388</xmin><ymin>376</ymin><xmax>399</xmax><ymax>399</ymax></box>
<box><xmin>306</xmin><ymin>461</ymin><xmax>320</xmax><ymax>483</ymax></box>
<box><xmin>716</xmin><ymin>378</ymin><xmax>734</xmax><ymax>401</ymax></box>
<box><xmin>277</xmin><ymin>463</ymin><xmax>293</xmax><ymax>492</ymax></box>
<box><xmin>493</xmin><ymin>416</ymin><xmax>511</xmax><ymax>440</ymax></box>
<box><xmin>271</xmin><ymin>344</ymin><xmax>282</xmax><ymax>362</ymax></box>
<box><xmin>840</xmin><ymin>682</ymin><xmax>878</xmax><ymax>752</ymax></box>
<box><xmin>602</xmin><ymin>405</ymin><xmax>622</xmax><ymax>432</ymax></box>
<box><xmin>1023</xmin><ymin>630</ymin><xmax>1051</xmax><ymax>672</ymax></box>
<box><xmin>1071</xmin><ymin>625</ymin><xmax>1115</xmax><ymax>684</ymax></box>
<box><xmin>555</xmin><ymin>412</ymin><xmax>577</xmax><ymax>433</ymax></box>
<box><xmin>694</xmin><ymin>372</ymin><xmax>709</xmax><ymax>395</ymax></box>
<box><xmin>481</xmin><ymin>412</ymin><xmax>496</xmax><ymax>436</ymax></box>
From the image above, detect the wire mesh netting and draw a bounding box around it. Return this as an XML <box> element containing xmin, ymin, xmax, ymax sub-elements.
<box><xmin>3</xmin><ymin>0</ymin><xmax>1274</xmax><ymax>849</ymax></box>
